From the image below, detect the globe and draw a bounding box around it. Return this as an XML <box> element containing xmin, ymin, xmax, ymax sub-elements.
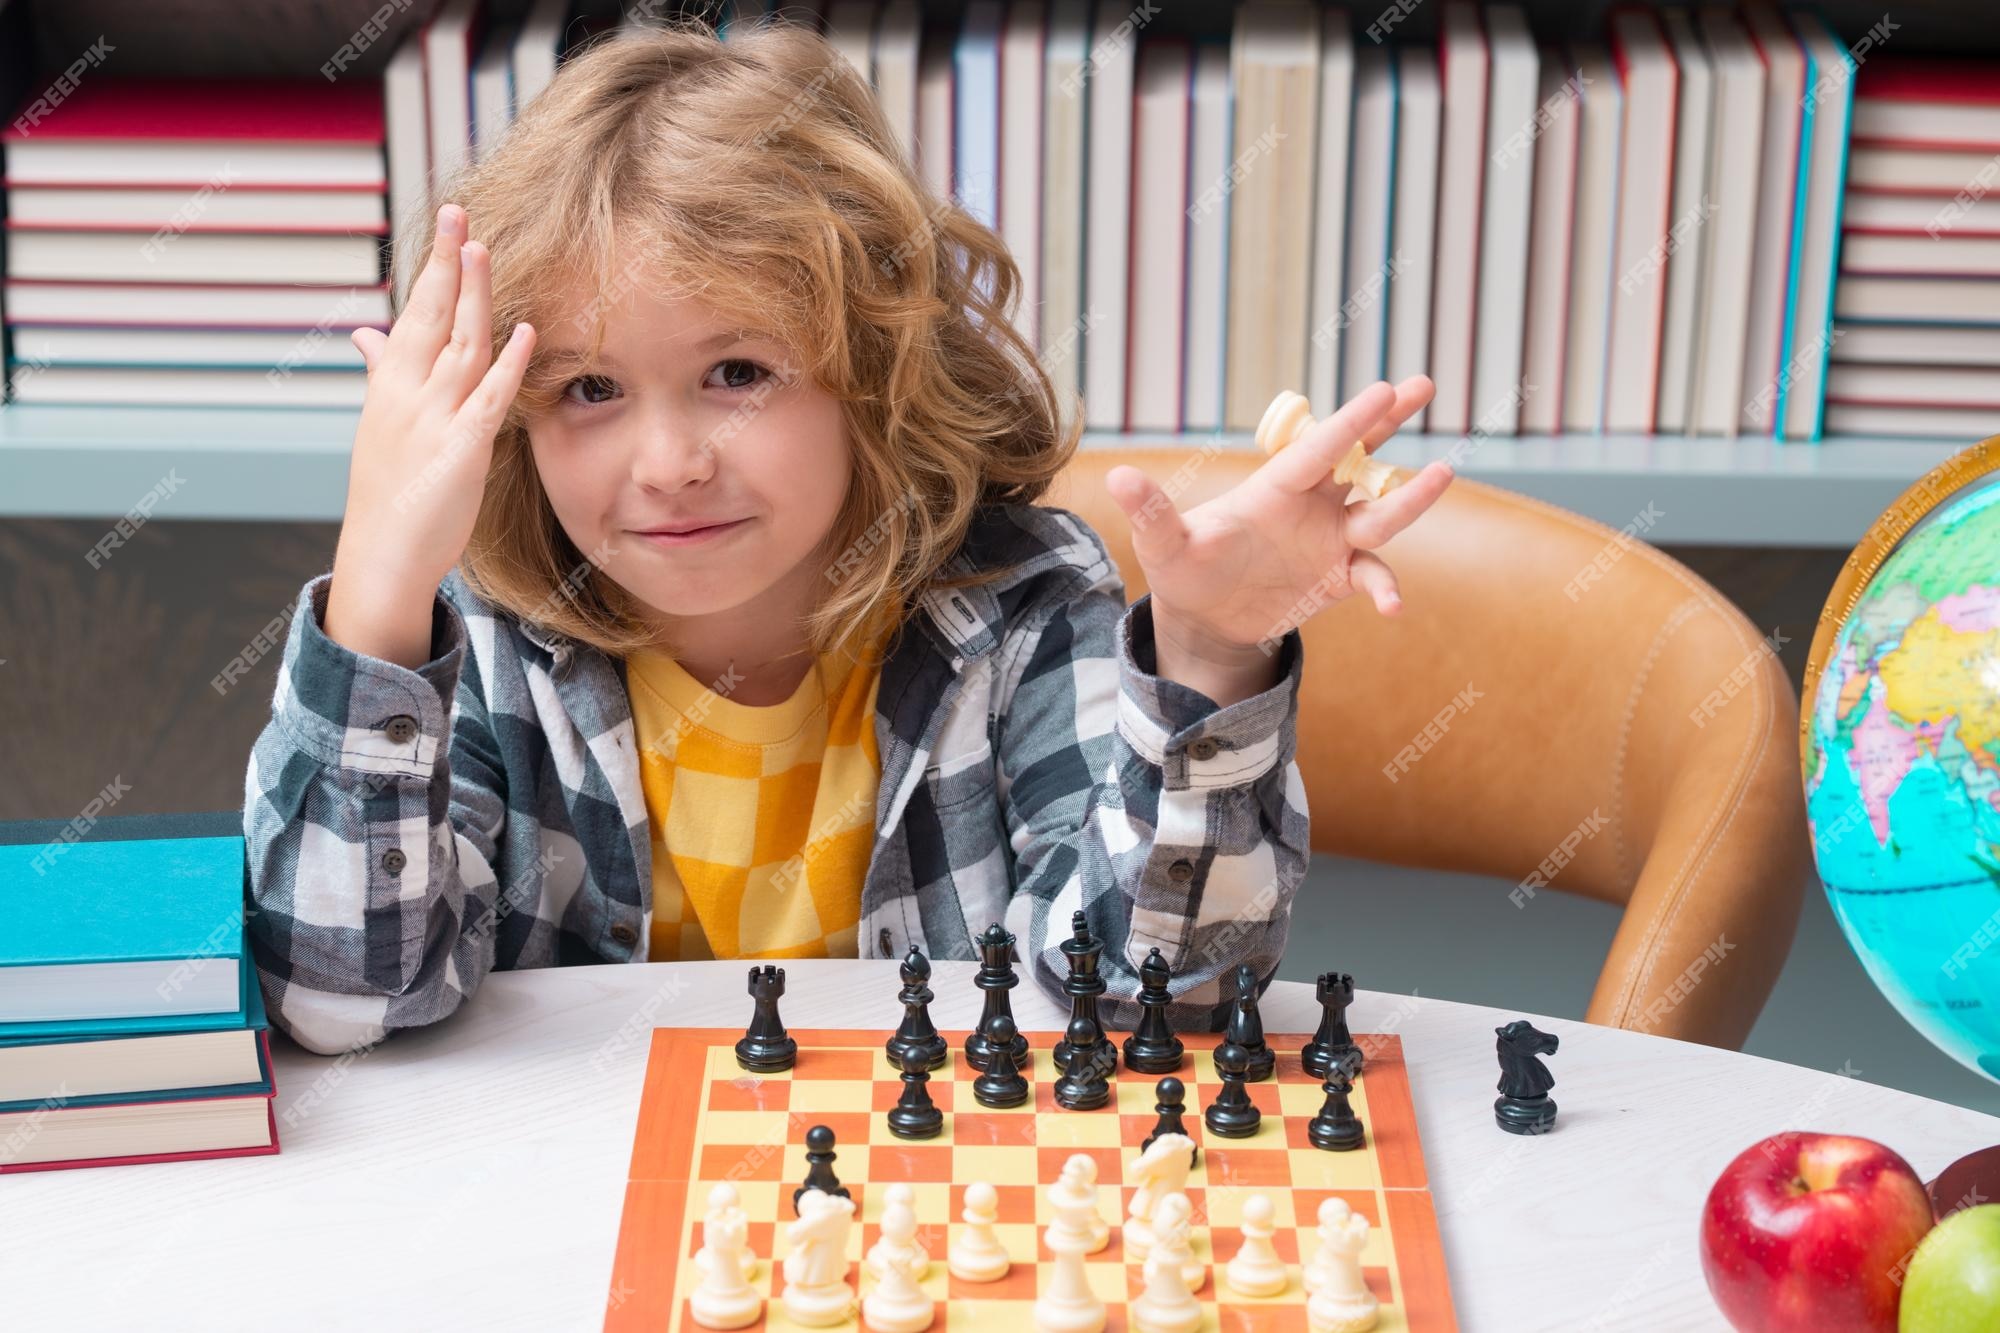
<box><xmin>1803</xmin><ymin>438</ymin><xmax>2000</xmax><ymax>1085</ymax></box>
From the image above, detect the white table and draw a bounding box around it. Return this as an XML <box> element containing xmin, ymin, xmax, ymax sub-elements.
<box><xmin>3</xmin><ymin>961</ymin><xmax>1995</xmax><ymax>1332</ymax></box>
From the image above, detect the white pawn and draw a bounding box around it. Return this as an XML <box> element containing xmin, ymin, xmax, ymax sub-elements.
<box><xmin>1224</xmin><ymin>1194</ymin><xmax>1289</xmax><ymax>1298</ymax></box>
<box><xmin>690</xmin><ymin>1182</ymin><xmax>763</xmax><ymax>1330</ymax></box>
<box><xmin>1048</xmin><ymin>1154</ymin><xmax>1110</xmax><ymax>1255</ymax></box>
<box><xmin>947</xmin><ymin>1182</ymin><xmax>1011</xmax><ymax>1282</ymax></box>
<box><xmin>1033</xmin><ymin>1208</ymin><xmax>1106</xmax><ymax>1333</ymax></box>
<box><xmin>867</xmin><ymin>1183</ymin><xmax>930</xmax><ymax>1281</ymax></box>
<box><xmin>1304</xmin><ymin>1198</ymin><xmax>1379</xmax><ymax>1333</ymax></box>
<box><xmin>862</xmin><ymin>1247</ymin><xmax>935</xmax><ymax>1333</ymax></box>
<box><xmin>783</xmin><ymin>1188</ymin><xmax>857</xmax><ymax>1327</ymax></box>
<box><xmin>1130</xmin><ymin>1193</ymin><xmax>1203</xmax><ymax>1333</ymax></box>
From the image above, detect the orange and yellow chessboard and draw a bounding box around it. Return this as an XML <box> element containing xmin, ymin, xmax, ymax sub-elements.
<box><xmin>607</xmin><ymin>1028</ymin><xmax>1459</xmax><ymax>1332</ymax></box>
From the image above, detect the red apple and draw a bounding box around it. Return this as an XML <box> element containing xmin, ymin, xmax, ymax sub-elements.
<box><xmin>1700</xmin><ymin>1132</ymin><xmax>1934</xmax><ymax>1332</ymax></box>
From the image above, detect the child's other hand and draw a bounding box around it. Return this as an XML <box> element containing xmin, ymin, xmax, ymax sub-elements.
<box><xmin>327</xmin><ymin>203</ymin><xmax>537</xmax><ymax>662</ymax></box>
<box><xmin>1105</xmin><ymin>376</ymin><xmax>1453</xmax><ymax>702</ymax></box>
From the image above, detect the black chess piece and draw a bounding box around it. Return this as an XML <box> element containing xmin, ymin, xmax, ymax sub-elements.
<box><xmin>1053</xmin><ymin>1014</ymin><xmax>1113</xmax><ymax>1110</ymax></box>
<box><xmin>1301</xmin><ymin>971</ymin><xmax>1362</xmax><ymax>1080</ymax></box>
<box><xmin>1122</xmin><ymin>947</ymin><xmax>1185</xmax><ymax>1074</ymax></box>
<box><xmin>886</xmin><ymin>1043</ymin><xmax>945</xmax><ymax>1139</ymax></box>
<box><xmin>792</xmin><ymin>1124</ymin><xmax>852</xmax><ymax>1213</ymax></box>
<box><xmin>1493</xmin><ymin>1019</ymin><xmax>1560</xmax><ymax>1135</ymax></box>
<box><xmin>964</xmin><ymin>922</ymin><xmax>1030</xmax><ymax>1071</ymax></box>
<box><xmin>971</xmin><ymin>1013</ymin><xmax>1031</xmax><ymax>1108</ymax></box>
<box><xmin>735</xmin><ymin>964</ymin><xmax>798</xmax><ymax>1072</ymax></box>
<box><xmin>1141</xmin><ymin>1075</ymin><xmax>1198</xmax><ymax>1167</ymax></box>
<box><xmin>1223</xmin><ymin>963</ymin><xmax>1275</xmax><ymax>1082</ymax></box>
<box><xmin>1052</xmin><ymin>910</ymin><xmax>1116</xmax><ymax>1072</ymax></box>
<box><xmin>885</xmin><ymin>945</ymin><xmax>949</xmax><ymax>1072</ymax></box>
<box><xmin>1307</xmin><ymin>1064</ymin><xmax>1367</xmax><ymax>1152</ymax></box>
<box><xmin>1203</xmin><ymin>1038</ymin><xmax>1262</xmax><ymax>1138</ymax></box>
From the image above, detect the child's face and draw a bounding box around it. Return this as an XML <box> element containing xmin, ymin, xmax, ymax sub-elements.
<box><xmin>527</xmin><ymin>284</ymin><xmax>852</xmax><ymax>634</ymax></box>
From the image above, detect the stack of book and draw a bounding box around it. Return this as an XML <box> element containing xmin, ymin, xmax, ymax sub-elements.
<box><xmin>0</xmin><ymin>77</ymin><xmax>392</xmax><ymax>407</ymax></box>
<box><xmin>0</xmin><ymin>834</ymin><xmax>277</xmax><ymax>1175</ymax></box>
<box><xmin>1827</xmin><ymin>57</ymin><xmax>2000</xmax><ymax>440</ymax></box>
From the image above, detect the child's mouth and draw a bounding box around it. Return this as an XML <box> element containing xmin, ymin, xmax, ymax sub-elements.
<box><xmin>632</xmin><ymin>519</ymin><xmax>749</xmax><ymax>548</ymax></box>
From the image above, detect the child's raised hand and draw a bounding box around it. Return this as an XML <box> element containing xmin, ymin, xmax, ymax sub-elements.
<box><xmin>326</xmin><ymin>203</ymin><xmax>536</xmax><ymax>664</ymax></box>
<box><xmin>1105</xmin><ymin>376</ymin><xmax>1453</xmax><ymax>703</ymax></box>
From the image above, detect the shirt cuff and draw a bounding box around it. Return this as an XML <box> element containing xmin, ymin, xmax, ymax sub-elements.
<box><xmin>1114</xmin><ymin>595</ymin><xmax>1303</xmax><ymax>791</ymax></box>
<box><xmin>272</xmin><ymin>572</ymin><xmax>467</xmax><ymax>780</ymax></box>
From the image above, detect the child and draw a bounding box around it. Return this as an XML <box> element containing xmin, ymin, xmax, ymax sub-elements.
<box><xmin>242</xmin><ymin>21</ymin><xmax>1453</xmax><ymax>1056</ymax></box>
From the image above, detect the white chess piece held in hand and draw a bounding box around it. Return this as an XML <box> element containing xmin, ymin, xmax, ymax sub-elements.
<box><xmin>690</xmin><ymin>1182</ymin><xmax>763</xmax><ymax>1330</ymax></box>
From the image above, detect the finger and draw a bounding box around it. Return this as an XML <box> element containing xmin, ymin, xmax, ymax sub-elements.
<box><xmin>429</xmin><ymin>238</ymin><xmax>494</xmax><ymax>399</ymax></box>
<box><xmin>1105</xmin><ymin>464</ymin><xmax>1192</xmax><ymax>566</ymax></box>
<box><xmin>1356</xmin><ymin>374</ymin><xmax>1437</xmax><ymax>449</ymax></box>
<box><xmin>350</xmin><ymin>326</ymin><xmax>389</xmax><ymax>373</ymax></box>
<box><xmin>451</xmin><ymin>322</ymin><xmax>536</xmax><ymax>446</ymax></box>
<box><xmin>1262</xmin><ymin>380</ymin><xmax>1398</xmax><ymax>495</ymax></box>
<box><xmin>385</xmin><ymin>202</ymin><xmax>467</xmax><ymax>376</ymax></box>
<box><xmin>1344</xmin><ymin>459</ymin><xmax>1457</xmax><ymax>551</ymax></box>
<box><xmin>1347</xmin><ymin>550</ymin><xmax>1403</xmax><ymax>616</ymax></box>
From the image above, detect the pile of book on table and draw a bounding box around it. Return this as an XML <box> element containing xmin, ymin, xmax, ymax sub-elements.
<box><xmin>0</xmin><ymin>834</ymin><xmax>278</xmax><ymax>1174</ymax></box>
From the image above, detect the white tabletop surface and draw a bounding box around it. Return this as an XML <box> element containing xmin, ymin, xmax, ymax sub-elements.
<box><xmin>3</xmin><ymin>960</ymin><xmax>1995</xmax><ymax>1332</ymax></box>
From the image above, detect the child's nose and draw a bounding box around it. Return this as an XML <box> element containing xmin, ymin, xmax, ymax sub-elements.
<box><xmin>631</xmin><ymin>412</ymin><xmax>722</xmax><ymax>490</ymax></box>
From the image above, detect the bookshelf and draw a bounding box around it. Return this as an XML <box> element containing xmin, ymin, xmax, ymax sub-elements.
<box><xmin>0</xmin><ymin>400</ymin><xmax>1967</xmax><ymax>545</ymax></box>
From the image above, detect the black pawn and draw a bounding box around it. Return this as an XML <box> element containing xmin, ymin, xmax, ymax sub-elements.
<box><xmin>1307</xmin><ymin>1065</ymin><xmax>1366</xmax><ymax>1152</ymax></box>
<box><xmin>971</xmin><ymin>1013</ymin><xmax>1030</xmax><ymax>1108</ymax></box>
<box><xmin>1052</xmin><ymin>910</ymin><xmax>1115</xmax><ymax>1072</ymax></box>
<box><xmin>964</xmin><ymin>922</ymin><xmax>1030</xmax><ymax>1071</ymax></box>
<box><xmin>1054</xmin><ymin>1014</ymin><xmax>1113</xmax><ymax>1110</ymax></box>
<box><xmin>1122</xmin><ymin>947</ymin><xmax>1185</xmax><ymax>1074</ymax></box>
<box><xmin>886</xmin><ymin>1044</ymin><xmax>944</xmax><ymax>1140</ymax></box>
<box><xmin>1141</xmin><ymin>1075</ymin><xmax>1198</xmax><ymax>1168</ymax></box>
<box><xmin>1203</xmin><ymin>1038</ymin><xmax>1262</xmax><ymax>1138</ymax></box>
<box><xmin>1301</xmin><ymin>971</ymin><xmax>1361</xmax><ymax>1081</ymax></box>
<box><xmin>735</xmin><ymin>964</ymin><xmax>798</xmax><ymax>1072</ymax></box>
<box><xmin>792</xmin><ymin>1124</ymin><xmax>851</xmax><ymax>1213</ymax></box>
<box><xmin>1223</xmin><ymin>963</ymin><xmax>1275</xmax><ymax>1082</ymax></box>
<box><xmin>886</xmin><ymin>945</ymin><xmax>949</xmax><ymax>1071</ymax></box>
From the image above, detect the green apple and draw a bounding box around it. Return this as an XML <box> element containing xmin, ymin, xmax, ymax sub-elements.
<box><xmin>1902</xmin><ymin>1204</ymin><xmax>2000</xmax><ymax>1332</ymax></box>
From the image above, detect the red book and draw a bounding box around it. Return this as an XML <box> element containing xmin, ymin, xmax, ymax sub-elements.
<box><xmin>1852</xmin><ymin>57</ymin><xmax>2000</xmax><ymax>150</ymax></box>
<box><xmin>3</xmin><ymin>77</ymin><xmax>386</xmax><ymax>190</ymax></box>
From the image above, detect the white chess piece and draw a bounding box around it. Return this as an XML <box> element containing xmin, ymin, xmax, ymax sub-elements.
<box><xmin>867</xmin><ymin>1183</ymin><xmax>931</xmax><ymax>1281</ymax></box>
<box><xmin>861</xmin><ymin>1247</ymin><xmax>935</xmax><ymax>1333</ymax></box>
<box><xmin>1129</xmin><ymin>1193</ymin><xmax>1203</xmax><ymax>1333</ymax></box>
<box><xmin>782</xmin><ymin>1188</ymin><xmax>857</xmax><ymax>1327</ymax></box>
<box><xmin>1032</xmin><ymin>1207</ymin><xmax>1106</xmax><ymax>1333</ymax></box>
<box><xmin>1123</xmin><ymin>1132</ymin><xmax>1195</xmax><ymax>1262</ymax></box>
<box><xmin>1304</xmin><ymin>1198</ymin><xmax>1379</xmax><ymax>1333</ymax></box>
<box><xmin>1049</xmin><ymin>1154</ymin><xmax>1110</xmax><ymax>1254</ymax></box>
<box><xmin>1255</xmin><ymin>388</ymin><xmax>1398</xmax><ymax>501</ymax></box>
<box><xmin>947</xmin><ymin>1182</ymin><xmax>1011</xmax><ymax>1282</ymax></box>
<box><xmin>1224</xmin><ymin>1193</ymin><xmax>1289</xmax><ymax>1298</ymax></box>
<box><xmin>690</xmin><ymin>1182</ymin><xmax>763</xmax><ymax>1329</ymax></box>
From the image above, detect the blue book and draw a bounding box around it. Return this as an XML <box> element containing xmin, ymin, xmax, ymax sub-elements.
<box><xmin>0</xmin><ymin>834</ymin><xmax>245</xmax><ymax>1023</ymax></box>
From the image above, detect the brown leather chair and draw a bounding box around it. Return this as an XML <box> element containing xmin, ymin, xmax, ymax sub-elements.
<box><xmin>1049</xmin><ymin>449</ymin><xmax>1810</xmax><ymax>1050</ymax></box>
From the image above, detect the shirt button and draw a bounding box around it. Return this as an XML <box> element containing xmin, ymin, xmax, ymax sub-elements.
<box><xmin>381</xmin><ymin>848</ymin><xmax>406</xmax><ymax>873</ymax></box>
<box><xmin>610</xmin><ymin>923</ymin><xmax>637</xmax><ymax>946</ymax></box>
<box><xmin>1188</xmin><ymin>738</ymin><xmax>1221</xmax><ymax>761</ymax></box>
<box><xmin>384</xmin><ymin>714</ymin><xmax>418</xmax><ymax>744</ymax></box>
<box><xmin>1168</xmin><ymin>859</ymin><xmax>1195</xmax><ymax>883</ymax></box>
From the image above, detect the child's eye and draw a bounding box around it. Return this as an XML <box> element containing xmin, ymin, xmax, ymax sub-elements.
<box><xmin>560</xmin><ymin>373</ymin><xmax>621</xmax><ymax>407</ymax></box>
<box><xmin>706</xmin><ymin>359</ymin><xmax>770</xmax><ymax>392</ymax></box>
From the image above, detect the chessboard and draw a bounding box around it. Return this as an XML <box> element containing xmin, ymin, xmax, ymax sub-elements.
<box><xmin>605</xmin><ymin>1027</ymin><xmax>1459</xmax><ymax>1331</ymax></box>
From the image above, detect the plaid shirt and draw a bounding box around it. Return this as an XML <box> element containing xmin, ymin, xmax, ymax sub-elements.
<box><xmin>243</xmin><ymin>504</ymin><xmax>1308</xmax><ymax>1056</ymax></box>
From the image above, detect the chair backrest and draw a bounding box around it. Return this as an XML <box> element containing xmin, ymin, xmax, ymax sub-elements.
<box><xmin>1049</xmin><ymin>449</ymin><xmax>1811</xmax><ymax>1046</ymax></box>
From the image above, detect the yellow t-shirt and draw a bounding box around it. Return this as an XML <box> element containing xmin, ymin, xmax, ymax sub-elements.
<box><xmin>627</xmin><ymin>632</ymin><xmax>886</xmax><ymax>961</ymax></box>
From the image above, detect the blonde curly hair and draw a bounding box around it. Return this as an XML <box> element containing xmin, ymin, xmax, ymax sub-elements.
<box><xmin>397</xmin><ymin>16</ymin><xmax>1079</xmax><ymax>658</ymax></box>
